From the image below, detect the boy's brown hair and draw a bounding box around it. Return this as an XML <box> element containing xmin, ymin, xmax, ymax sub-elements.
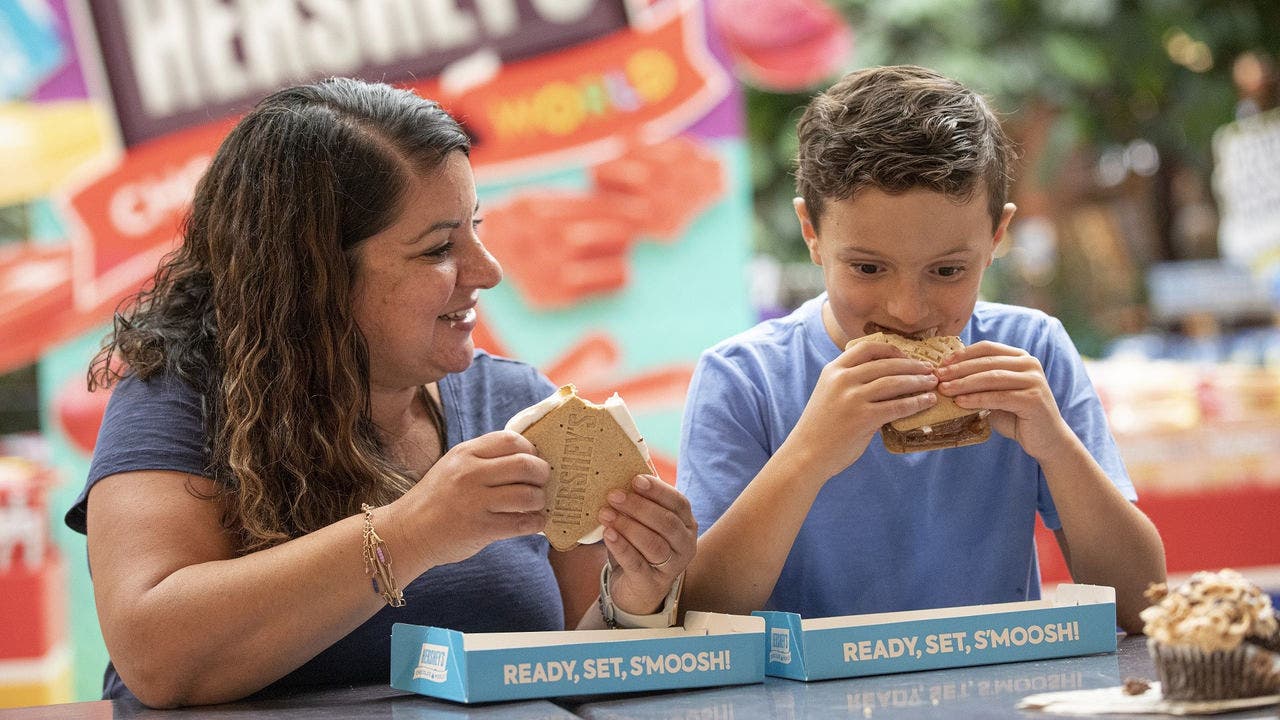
<box><xmin>795</xmin><ymin>65</ymin><xmax>1015</xmax><ymax>233</ymax></box>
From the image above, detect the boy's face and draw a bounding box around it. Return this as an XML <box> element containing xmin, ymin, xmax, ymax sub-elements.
<box><xmin>796</xmin><ymin>188</ymin><xmax>1015</xmax><ymax>347</ymax></box>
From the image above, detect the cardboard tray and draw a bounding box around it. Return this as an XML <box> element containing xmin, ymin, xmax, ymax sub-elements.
<box><xmin>391</xmin><ymin>611</ymin><xmax>765</xmax><ymax>703</ymax></box>
<box><xmin>757</xmin><ymin>584</ymin><xmax>1117</xmax><ymax>681</ymax></box>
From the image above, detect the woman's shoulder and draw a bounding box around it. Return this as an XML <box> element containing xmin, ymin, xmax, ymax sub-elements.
<box><xmin>100</xmin><ymin>370</ymin><xmax>204</xmax><ymax>421</ymax></box>
<box><xmin>457</xmin><ymin>349</ymin><xmax>552</xmax><ymax>390</ymax></box>
<box><xmin>444</xmin><ymin>350</ymin><xmax>557</xmax><ymax>433</ymax></box>
<box><xmin>68</xmin><ymin>370</ymin><xmax>210</xmax><ymax>535</ymax></box>
<box><xmin>445</xmin><ymin>348</ymin><xmax>555</xmax><ymax>404</ymax></box>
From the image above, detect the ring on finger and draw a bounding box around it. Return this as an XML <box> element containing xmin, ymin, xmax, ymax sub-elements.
<box><xmin>648</xmin><ymin>553</ymin><xmax>673</xmax><ymax>570</ymax></box>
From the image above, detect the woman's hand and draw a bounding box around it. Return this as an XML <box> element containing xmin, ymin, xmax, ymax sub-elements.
<box><xmin>596</xmin><ymin>474</ymin><xmax>696</xmax><ymax>616</ymax></box>
<box><xmin>393</xmin><ymin>430</ymin><xmax>549</xmax><ymax>568</ymax></box>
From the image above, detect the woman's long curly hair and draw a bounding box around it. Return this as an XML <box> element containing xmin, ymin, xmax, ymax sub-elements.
<box><xmin>88</xmin><ymin>78</ymin><xmax>470</xmax><ymax>552</ymax></box>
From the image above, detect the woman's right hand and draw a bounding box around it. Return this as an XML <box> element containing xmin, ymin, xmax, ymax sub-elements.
<box><xmin>392</xmin><ymin>430</ymin><xmax>549</xmax><ymax>567</ymax></box>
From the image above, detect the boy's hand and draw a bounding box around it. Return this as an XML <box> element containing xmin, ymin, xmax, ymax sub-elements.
<box><xmin>787</xmin><ymin>341</ymin><xmax>940</xmax><ymax>481</ymax></box>
<box><xmin>935</xmin><ymin>341</ymin><xmax>1071</xmax><ymax>459</ymax></box>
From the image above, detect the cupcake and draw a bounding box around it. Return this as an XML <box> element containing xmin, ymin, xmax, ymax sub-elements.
<box><xmin>1140</xmin><ymin>569</ymin><xmax>1280</xmax><ymax>700</ymax></box>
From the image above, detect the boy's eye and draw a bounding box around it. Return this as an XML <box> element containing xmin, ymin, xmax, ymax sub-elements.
<box><xmin>936</xmin><ymin>266</ymin><xmax>964</xmax><ymax>278</ymax></box>
<box><xmin>853</xmin><ymin>263</ymin><xmax>880</xmax><ymax>275</ymax></box>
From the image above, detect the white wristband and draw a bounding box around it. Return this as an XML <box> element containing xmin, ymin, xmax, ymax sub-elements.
<box><xmin>598</xmin><ymin>562</ymin><xmax>682</xmax><ymax>629</ymax></box>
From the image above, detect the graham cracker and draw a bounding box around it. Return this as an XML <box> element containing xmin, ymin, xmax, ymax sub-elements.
<box><xmin>520</xmin><ymin>394</ymin><xmax>653</xmax><ymax>552</ymax></box>
<box><xmin>848</xmin><ymin>332</ymin><xmax>990</xmax><ymax>453</ymax></box>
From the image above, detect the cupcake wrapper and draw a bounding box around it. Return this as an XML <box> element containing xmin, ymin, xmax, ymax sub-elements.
<box><xmin>1148</xmin><ymin>639</ymin><xmax>1280</xmax><ymax>701</ymax></box>
<box><xmin>1252</xmin><ymin>631</ymin><xmax>1280</xmax><ymax>655</ymax></box>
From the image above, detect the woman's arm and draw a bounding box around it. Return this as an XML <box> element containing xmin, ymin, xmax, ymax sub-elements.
<box><xmin>549</xmin><ymin>542</ymin><xmax>607</xmax><ymax>627</ymax></box>
<box><xmin>88</xmin><ymin>430</ymin><xmax>549</xmax><ymax>708</ymax></box>
<box><xmin>88</xmin><ymin>471</ymin><xmax>386</xmax><ymax>707</ymax></box>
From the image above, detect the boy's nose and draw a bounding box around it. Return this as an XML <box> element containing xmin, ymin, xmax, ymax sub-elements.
<box><xmin>884</xmin><ymin>283</ymin><xmax>928</xmax><ymax>328</ymax></box>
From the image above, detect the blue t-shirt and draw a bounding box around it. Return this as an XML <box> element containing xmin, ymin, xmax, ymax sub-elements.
<box><xmin>65</xmin><ymin>351</ymin><xmax>562</xmax><ymax>700</ymax></box>
<box><xmin>677</xmin><ymin>295</ymin><xmax>1134</xmax><ymax>618</ymax></box>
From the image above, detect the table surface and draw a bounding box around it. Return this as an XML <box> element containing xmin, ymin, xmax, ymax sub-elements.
<box><xmin>563</xmin><ymin>635</ymin><xmax>1278</xmax><ymax>719</ymax></box>
<box><xmin>4</xmin><ymin>636</ymin><xmax>1276</xmax><ymax>719</ymax></box>
<box><xmin>0</xmin><ymin>682</ymin><xmax>578</xmax><ymax>720</ymax></box>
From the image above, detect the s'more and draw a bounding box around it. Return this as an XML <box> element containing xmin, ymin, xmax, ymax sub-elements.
<box><xmin>505</xmin><ymin>385</ymin><xmax>655</xmax><ymax>551</ymax></box>
<box><xmin>847</xmin><ymin>332</ymin><xmax>991</xmax><ymax>453</ymax></box>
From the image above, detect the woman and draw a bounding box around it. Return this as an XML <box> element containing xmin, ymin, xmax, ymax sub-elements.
<box><xmin>64</xmin><ymin>78</ymin><xmax>696</xmax><ymax>708</ymax></box>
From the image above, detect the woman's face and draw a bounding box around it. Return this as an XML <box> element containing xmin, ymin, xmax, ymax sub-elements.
<box><xmin>351</xmin><ymin>152</ymin><xmax>501</xmax><ymax>392</ymax></box>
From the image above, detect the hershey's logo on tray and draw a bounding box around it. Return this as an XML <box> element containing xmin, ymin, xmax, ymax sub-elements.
<box><xmin>769</xmin><ymin>628</ymin><xmax>792</xmax><ymax>664</ymax></box>
<box><xmin>413</xmin><ymin>642</ymin><xmax>450</xmax><ymax>683</ymax></box>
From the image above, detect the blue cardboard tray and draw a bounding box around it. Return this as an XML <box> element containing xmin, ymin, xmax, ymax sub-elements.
<box><xmin>757</xmin><ymin>584</ymin><xmax>1118</xmax><ymax>681</ymax></box>
<box><xmin>391</xmin><ymin>611</ymin><xmax>765</xmax><ymax>703</ymax></box>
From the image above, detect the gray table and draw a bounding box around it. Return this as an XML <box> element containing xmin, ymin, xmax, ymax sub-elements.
<box><xmin>0</xmin><ymin>682</ymin><xmax>577</xmax><ymax>719</ymax></box>
<box><xmin>5</xmin><ymin>636</ymin><xmax>1276</xmax><ymax>718</ymax></box>
<box><xmin>563</xmin><ymin>636</ymin><xmax>1279</xmax><ymax>719</ymax></box>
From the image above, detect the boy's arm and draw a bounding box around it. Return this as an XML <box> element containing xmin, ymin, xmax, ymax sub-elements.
<box><xmin>681</xmin><ymin>437</ymin><xmax>832</xmax><ymax>615</ymax></box>
<box><xmin>1035</xmin><ymin>434</ymin><xmax>1165</xmax><ymax>633</ymax></box>
<box><xmin>676</xmin><ymin>352</ymin><xmax>801</xmax><ymax>615</ymax></box>
<box><xmin>679</xmin><ymin>344</ymin><xmax>940</xmax><ymax>615</ymax></box>
<box><xmin>939</xmin><ymin>332</ymin><xmax>1165</xmax><ymax>634</ymax></box>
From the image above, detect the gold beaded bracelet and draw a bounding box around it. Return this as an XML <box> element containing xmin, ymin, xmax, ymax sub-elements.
<box><xmin>361</xmin><ymin>503</ymin><xmax>405</xmax><ymax>607</ymax></box>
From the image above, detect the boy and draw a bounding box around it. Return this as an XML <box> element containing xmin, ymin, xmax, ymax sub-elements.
<box><xmin>676</xmin><ymin>65</ymin><xmax>1164</xmax><ymax>632</ymax></box>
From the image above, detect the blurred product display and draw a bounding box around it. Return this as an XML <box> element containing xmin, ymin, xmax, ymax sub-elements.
<box><xmin>0</xmin><ymin>101</ymin><xmax>113</xmax><ymax>207</ymax></box>
<box><xmin>1090</xmin><ymin>357</ymin><xmax>1280</xmax><ymax>478</ymax></box>
<box><xmin>1144</xmin><ymin>260</ymin><xmax>1275</xmax><ymax>333</ymax></box>
<box><xmin>1036</xmin><ymin>334</ymin><xmax>1280</xmax><ymax>587</ymax></box>
<box><xmin>708</xmin><ymin>0</ymin><xmax>853</xmax><ymax>91</ymax></box>
<box><xmin>0</xmin><ymin>453</ymin><xmax>71</xmax><ymax>708</ymax></box>
<box><xmin>0</xmin><ymin>0</ymin><xmax>62</xmax><ymax>101</ymax></box>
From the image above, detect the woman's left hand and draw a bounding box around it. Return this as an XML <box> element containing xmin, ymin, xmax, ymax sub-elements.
<box><xmin>597</xmin><ymin>474</ymin><xmax>697</xmax><ymax>615</ymax></box>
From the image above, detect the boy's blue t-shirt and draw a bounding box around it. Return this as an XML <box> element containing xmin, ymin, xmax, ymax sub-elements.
<box><xmin>677</xmin><ymin>295</ymin><xmax>1134</xmax><ymax>618</ymax></box>
<box><xmin>65</xmin><ymin>351</ymin><xmax>563</xmax><ymax>700</ymax></box>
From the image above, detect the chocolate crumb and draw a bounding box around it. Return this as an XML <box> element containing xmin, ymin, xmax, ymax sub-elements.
<box><xmin>1122</xmin><ymin>677</ymin><xmax>1151</xmax><ymax>695</ymax></box>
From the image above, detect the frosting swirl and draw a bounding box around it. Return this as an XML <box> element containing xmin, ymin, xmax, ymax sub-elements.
<box><xmin>1140</xmin><ymin>569</ymin><xmax>1278</xmax><ymax>651</ymax></box>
